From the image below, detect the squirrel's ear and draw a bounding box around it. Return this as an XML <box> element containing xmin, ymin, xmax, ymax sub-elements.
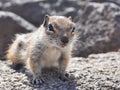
<box><xmin>68</xmin><ymin>16</ymin><xmax>72</xmax><ymax>20</ymax></box>
<box><xmin>43</xmin><ymin>15</ymin><xmax>49</xmax><ymax>27</ymax></box>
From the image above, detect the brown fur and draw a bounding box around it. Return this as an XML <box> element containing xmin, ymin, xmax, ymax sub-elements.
<box><xmin>6</xmin><ymin>15</ymin><xmax>75</xmax><ymax>84</ymax></box>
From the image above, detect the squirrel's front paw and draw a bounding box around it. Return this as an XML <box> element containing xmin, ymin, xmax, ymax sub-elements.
<box><xmin>59</xmin><ymin>73</ymin><xmax>69</xmax><ymax>81</ymax></box>
<box><xmin>31</xmin><ymin>78</ymin><xmax>44</xmax><ymax>87</ymax></box>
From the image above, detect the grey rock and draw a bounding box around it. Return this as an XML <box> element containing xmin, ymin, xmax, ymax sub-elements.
<box><xmin>1</xmin><ymin>51</ymin><xmax>120</xmax><ymax>90</ymax></box>
<box><xmin>1</xmin><ymin>0</ymin><xmax>80</xmax><ymax>27</ymax></box>
<box><xmin>72</xmin><ymin>2</ymin><xmax>120</xmax><ymax>57</ymax></box>
<box><xmin>0</xmin><ymin>11</ymin><xmax>37</xmax><ymax>59</ymax></box>
<box><xmin>91</xmin><ymin>0</ymin><xmax>120</xmax><ymax>6</ymax></box>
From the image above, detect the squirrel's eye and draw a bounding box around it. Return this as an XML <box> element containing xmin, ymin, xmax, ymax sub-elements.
<box><xmin>72</xmin><ymin>27</ymin><xmax>75</xmax><ymax>32</ymax></box>
<box><xmin>48</xmin><ymin>24</ymin><xmax>54</xmax><ymax>32</ymax></box>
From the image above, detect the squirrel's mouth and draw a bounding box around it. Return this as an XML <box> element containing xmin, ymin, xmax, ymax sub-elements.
<box><xmin>61</xmin><ymin>43</ymin><xmax>68</xmax><ymax>47</ymax></box>
<box><xmin>52</xmin><ymin>39</ymin><xmax>69</xmax><ymax>47</ymax></box>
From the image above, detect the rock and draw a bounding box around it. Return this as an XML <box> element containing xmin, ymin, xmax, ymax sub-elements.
<box><xmin>72</xmin><ymin>2</ymin><xmax>120</xmax><ymax>57</ymax></box>
<box><xmin>90</xmin><ymin>0</ymin><xmax>120</xmax><ymax>6</ymax></box>
<box><xmin>1</xmin><ymin>0</ymin><xmax>80</xmax><ymax>26</ymax></box>
<box><xmin>0</xmin><ymin>11</ymin><xmax>37</xmax><ymax>59</ymax></box>
<box><xmin>1</xmin><ymin>51</ymin><xmax>120</xmax><ymax>89</ymax></box>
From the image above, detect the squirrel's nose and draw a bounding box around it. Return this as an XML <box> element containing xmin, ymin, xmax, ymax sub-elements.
<box><xmin>61</xmin><ymin>36</ymin><xmax>69</xmax><ymax>44</ymax></box>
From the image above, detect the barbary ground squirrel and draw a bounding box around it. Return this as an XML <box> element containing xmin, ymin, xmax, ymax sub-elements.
<box><xmin>6</xmin><ymin>15</ymin><xmax>76</xmax><ymax>85</ymax></box>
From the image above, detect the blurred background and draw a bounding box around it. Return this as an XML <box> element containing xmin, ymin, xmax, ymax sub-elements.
<box><xmin>1</xmin><ymin>1</ymin><xmax>120</xmax><ymax>90</ymax></box>
<box><xmin>0</xmin><ymin>0</ymin><xmax>120</xmax><ymax>59</ymax></box>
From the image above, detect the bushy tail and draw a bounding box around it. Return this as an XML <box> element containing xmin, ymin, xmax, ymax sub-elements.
<box><xmin>6</xmin><ymin>34</ymin><xmax>24</xmax><ymax>64</ymax></box>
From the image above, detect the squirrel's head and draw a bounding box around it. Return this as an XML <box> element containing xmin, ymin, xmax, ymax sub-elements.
<box><xmin>42</xmin><ymin>15</ymin><xmax>75</xmax><ymax>47</ymax></box>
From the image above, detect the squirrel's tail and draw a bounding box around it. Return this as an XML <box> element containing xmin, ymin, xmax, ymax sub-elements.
<box><xmin>6</xmin><ymin>34</ymin><xmax>24</xmax><ymax>64</ymax></box>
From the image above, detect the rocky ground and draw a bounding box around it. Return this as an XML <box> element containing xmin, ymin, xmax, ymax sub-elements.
<box><xmin>1</xmin><ymin>0</ymin><xmax>120</xmax><ymax>90</ymax></box>
<box><xmin>0</xmin><ymin>51</ymin><xmax>120</xmax><ymax>90</ymax></box>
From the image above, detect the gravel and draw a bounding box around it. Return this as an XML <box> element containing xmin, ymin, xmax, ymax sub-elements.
<box><xmin>0</xmin><ymin>51</ymin><xmax>120</xmax><ymax>90</ymax></box>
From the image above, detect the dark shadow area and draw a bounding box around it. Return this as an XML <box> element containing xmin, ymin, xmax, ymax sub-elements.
<box><xmin>9</xmin><ymin>65</ymin><xmax>77</xmax><ymax>90</ymax></box>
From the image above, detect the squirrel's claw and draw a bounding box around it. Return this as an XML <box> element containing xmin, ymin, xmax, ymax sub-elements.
<box><xmin>31</xmin><ymin>78</ymin><xmax>44</xmax><ymax>87</ymax></box>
